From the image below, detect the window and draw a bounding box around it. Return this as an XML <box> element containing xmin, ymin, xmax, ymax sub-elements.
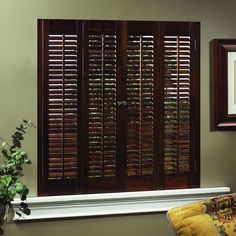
<box><xmin>38</xmin><ymin>20</ymin><xmax>200</xmax><ymax>196</ymax></box>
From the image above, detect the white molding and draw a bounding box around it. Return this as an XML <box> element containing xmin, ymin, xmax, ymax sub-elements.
<box><xmin>12</xmin><ymin>187</ymin><xmax>230</xmax><ymax>221</ymax></box>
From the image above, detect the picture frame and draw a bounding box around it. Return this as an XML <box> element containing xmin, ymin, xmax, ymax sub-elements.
<box><xmin>211</xmin><ymin>39</ymin><xmax>236</xmax><ymax>130</ymax></box>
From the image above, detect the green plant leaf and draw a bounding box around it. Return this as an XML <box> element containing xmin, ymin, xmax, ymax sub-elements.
<box><xmin>0</xmin><ymin>119</ymin><xmax>34</xmax><ymax>223</ymax></box>
<box><xmin>25</xmin><ymin>160</ymin><xmax>32</xmax><ymax>164</ymax></box>
<box><xmin>20</xmin><ymin>202</ymin><xmax>28</xmax><ymax>208</ymax></box>
<box><xmin>1</xmin><ymin>141</ymin><xmax>6</xmax><ymax>147</ymax></box>
<box><xmin>15</xmin><ymin>183</ymin><xmax>24</xmax><ymax>193</ymax></box>
<box><xmin>22</xmin><ymin>188</ymin><xmax>29</xmax><ymax>195</ymax></box>
<box><xmin>23</xmin><ymin>208</ymin><xmax>31</xmax><ymax>215</ymax></box>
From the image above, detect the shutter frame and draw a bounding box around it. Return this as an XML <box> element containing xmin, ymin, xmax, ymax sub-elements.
<box><xmin>38</xmin><ymin>19</ymin><xmax>82</xmax><ymax>195</ymax></box>
<box><xmin>86</xmin><ymin>21</ymin><xmax>119</xmax><ymax>193</ymax></box>
<box><xmin>38</xmin><ymin>20</ymin><xmax>200</xmax><ymax>196</ymax></box>
<box><xmin>161</xmin><ymin>22</ymin><xmax>200</xmax><ymax>189</ymax></box>
<box><xmin>125</xmin><ymin>21</ymin><xmax>157</xmax><ymax>191</ymax></box>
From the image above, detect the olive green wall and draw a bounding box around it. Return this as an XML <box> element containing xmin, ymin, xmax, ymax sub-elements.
<box><xmin>1</xmin><ymin>0</ymin><xmax>236</xmax><ymax>235</ymax></box>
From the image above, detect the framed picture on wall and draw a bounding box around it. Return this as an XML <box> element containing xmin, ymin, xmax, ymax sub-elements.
<box><xmin>211</xmin><ymin>39</ymin><xmax>236</xmax><ymax>130</ymax></box>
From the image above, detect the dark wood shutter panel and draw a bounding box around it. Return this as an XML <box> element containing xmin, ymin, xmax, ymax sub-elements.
<box><xmin>88</xmin><ymin>32</ymin><xmax>117</xmax><ymax>178</ymax></box>
<box><xmin>163</xmin><ymin>34</ymin><xmax>191</xmax><ymax>186</ymax></box>
<box><xmin>47</xmin><ymin>33</ymin><xmax>79</xmax><ymax>179</ymax></box>
<box><xmin>85</xmin><ymin>22</ymin><xmax>118</xmax><ymax>192</ymax></box>
<box><xmin>126</xmin><ymin>34</ymin><xmax>154</xmax><ymax>177</ymax></box>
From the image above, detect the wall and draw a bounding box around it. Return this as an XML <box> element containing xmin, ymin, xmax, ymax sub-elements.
<box><xmin>0</xmin><ymin>0</ymin><xmax>236</xmax><ymax>235</ymax></box>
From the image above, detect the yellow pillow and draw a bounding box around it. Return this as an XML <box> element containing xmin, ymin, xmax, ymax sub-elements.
<box><xmin>167</xmin><ymin>193</ymin><xmax>236</xmax><ymax>236</ymax></box>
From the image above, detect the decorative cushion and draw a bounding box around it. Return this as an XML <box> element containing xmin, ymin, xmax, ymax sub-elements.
<box><xmin>167</xmin><ymin>193</ymin><xmax>236</xmax><ymax>236</ymax></box>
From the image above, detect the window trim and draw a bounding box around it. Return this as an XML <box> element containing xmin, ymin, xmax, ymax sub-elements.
<box><xmin>13</xmin><ymin>187</ymin><xmax>229</xmax><ymax>221</ymax></box>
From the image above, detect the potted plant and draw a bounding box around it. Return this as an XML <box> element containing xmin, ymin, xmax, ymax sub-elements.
<box><xmin>0</xmin><ymin>120</ymin><xmax>33</xmax><ymax>235</ymax></box>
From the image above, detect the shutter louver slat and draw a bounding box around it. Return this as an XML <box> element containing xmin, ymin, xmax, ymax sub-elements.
<box><xmin>126</xmin><ymin>35</ymin><xmax>154</xmax><ymax>177</ymax></box>
<box><xmin>88</xmin><ymin>33</ymin><xmax>117</xmax><ymax>179</ymax></box>
<box><xmin>48</xmin><ymin>34</ymin><xmax>78</xmax><ymax>180</ymax></box>
<box><xmin>164</xmin><ymin>35</ymin><xmax>191</xmax><ymax>175</ymax></box>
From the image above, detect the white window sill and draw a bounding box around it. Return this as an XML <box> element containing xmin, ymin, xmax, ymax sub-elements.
<box><xmin>12</xmin><ymin>187</ymin><xmax>230</xmax><ymax>221</ymax></box>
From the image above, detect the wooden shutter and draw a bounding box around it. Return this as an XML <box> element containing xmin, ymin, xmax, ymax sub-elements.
<box><xmin>38</xmin><ymin>20</ymin><xmax>82</xmax><ymax>195</ymax></box>
<box><xmin>47</xmin><ymin>33</ymin><xmax>79</xmax><ymax>179</ymax></box>
<box><xmin>125</xmin><ymin>24</ymin><xmax>156</xmax><ymax>190</ymax></box>
<box><xmin>38</xmin><ymin>20</ymin><xmax>200</xmax><ymax>195</ymax></box>
<box><xmin>164</xmin><ymin>35</ymin><xmax>191</xmax><ymax>176</ymax></box>
<box><xmin>162</xmin><ymin>23</ymin><xmax>200</xmax><ymax>189</ymax></box>
<box><xmin>86</xmin><ymin>22</ymin><xmax>118</xmax><ymax>192</ymax></box>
